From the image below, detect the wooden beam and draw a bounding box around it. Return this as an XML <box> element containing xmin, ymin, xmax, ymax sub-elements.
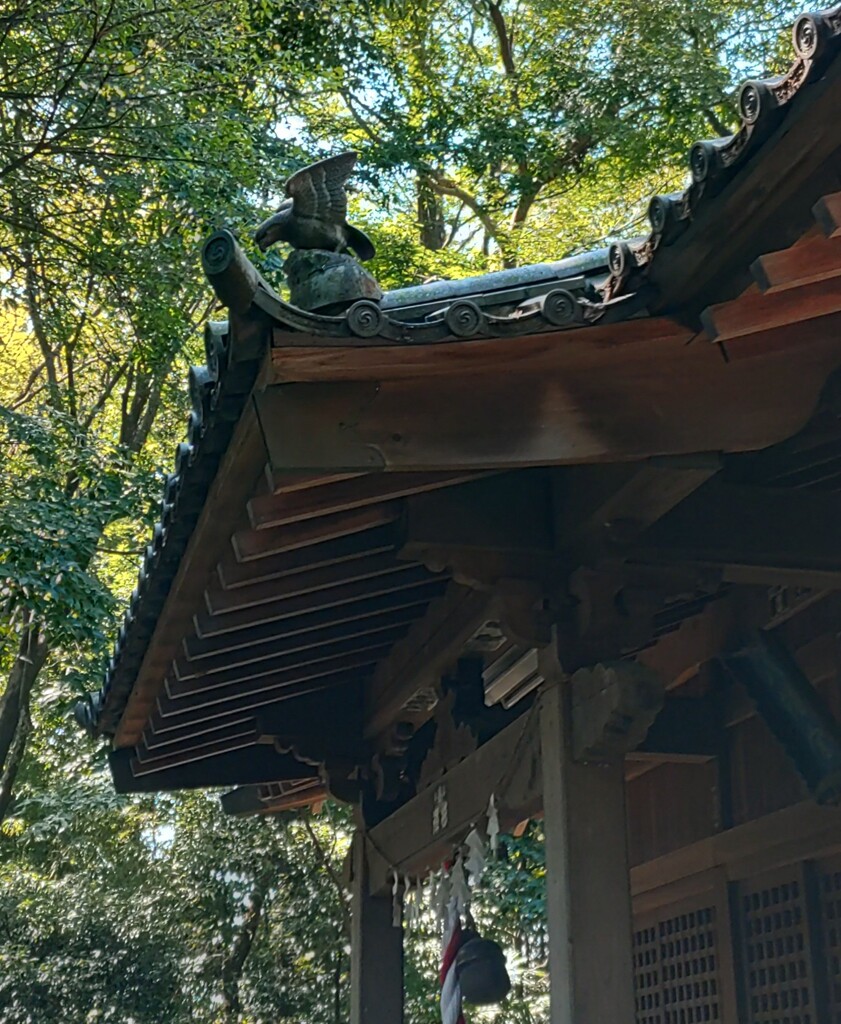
<box><xmin>402</xmin><ymin>471</ymin><xmax>554</xmax><ymax>560</ymax></box>
<box><xmin>350</xmin><ymin>833</ymin><xmax>403</xmax><ymax>1024</ymax></box>
<box><xmin>630</xmin><ymin>799</ymin><xmax>841</xmax><ymax>903</ymax></box>
<box><xmin>365</xmin><ymin>711</ymin><xmax>541</xmax><ymax>894</ymax></box>
<box><xmin>143</xmin><ymin>684</ymin><xmax>362</xmax><ymax>753</ymax></box>
<box><xmin>162</xmin><ymin>648</ymin><xmax>391</xmax><ymax>712</ymax></box>
<box><xmin>270</xmin><ymin>316</ymin><xmax>693</xmax><ymax>383</ymax></box>
<box><xmin>135</xmin><ymin>719</ymin><xmax>259</xmax><ymax>765</ymax></box>
<box><xmin>633</xmin><ymin>479</ymin><xmax>841</xmax><ymax>585</ymax></box>
<box><xmin>364</xmin><ymin>584</ymin><xmax>497</xmax><ymax>740</ymax></box>
<box><xmin>205</xmin><ymin>554</ymin><xmax>412</xmax><ymax>615</ymax></box>
<box><xmin>168</xmin><ymin>630</ymin><xmax>407</xmax><ymax>696</ymax></box>
<box><xmin>248</xmin><ymin>471</ymin><xmax>484</xmax><ymax>530</ymax></box>
<box><xmin>814</xmin><ymin>191</ymin><xmax>841</xmax><ymax>238</ymax></box>
<box><xmin>194</xmin><ymin>566</ymin><xmax>440</xmax><ymax>638</ymax></box>
<box><xmin>722</xmin><ymin>630</ymin><xmax>841</xmax><ymax>804</ymax></box>
<box><xmin>701</xmin><ymin>277</ymin><xmax>841</xmax><ymax>343</ymax></box>
<box><xmin>554</xmin><ymin>455</ymin><xmax>720</xmax><ymax>557</ymax></box>
<box><xmin>751</xmin><ymin>233</ymin><xmax>841</xmax><ymax>293</ymax></box>
<box><xmin>635</xmin><ymin>696</ymin><xmax>719</xmax><ymax>759</ymax></box>
<box><xmin>150</xmin><ymin>674</ymin><xmax>366</xmax><ymax>734</ymax></box>
<box><xmin>132</xmin><ymin>727</ymin><xmax>262</xmax><ymax>776</ymax></box>
<box><xmin>183</xmin><ymin>585</ymin><xmax>444</xmax><ymax>661</ymax></box>
<box><xmin>217</xmin><ymin>522</ymin><xmax>400</xmax><ymax>589</ymax></box>
<box><xmin>147</xmin><ymin>678</ymin><xmax>364</xmax><ymax>740</ymax></box>
<box><xmin>141</xmin><ymin>712</ymin><xmax>255</xmax><ymax>753</ymax></box>
<box><xmin>175</xmin><ymin>609</ymin><xmax>417</xmax><ymax>681</ymax></box>
<box><xmin>539</xmin><ymin>647</ymin><xmax>635</xmax><ymax>1024</ymax></box>
<box><xmin>233</xmin><ymin>503</ymin><xmax>401</xmax><ymax>562</ymax></box>
<box><xmin>221</xmin><ymin>781</ymin><xmax>329</xmax><ymax>817</ymax></box>
<box><xmin>637</xmin><ymin>589</ymin><xmax>841</xmax><ymax>699</ymax></box>
<box><xmin>109</xmin><ymin>744</ymin><xmax>317</xmax><ymax>793</ymax></box>
<box><xmin>264</xmin><ymin>323</ymin><xmax>841</xmax><ymax>471</ymax></box>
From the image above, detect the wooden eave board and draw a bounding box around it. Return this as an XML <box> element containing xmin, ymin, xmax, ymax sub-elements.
<box><xmin>267</xmin><ymin>309</ymin><xmax>841</xmax><ymax>472</ymax></box>
<box><xmin>111</xmin><ymin>461</ymin><xmax>475</xmax><ymax>790</ymax></box>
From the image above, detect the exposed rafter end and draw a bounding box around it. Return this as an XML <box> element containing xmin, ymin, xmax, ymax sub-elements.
<box><xmin>814</xmin><ymin>191</ymin><xmax>841</xmax><ymax>238</ymax></box>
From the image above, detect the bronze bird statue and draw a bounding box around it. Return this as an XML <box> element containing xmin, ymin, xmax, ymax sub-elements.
<box><xmin>254</xmin><ymin>151</ymin><xmax>376</xmax><ymax>261</ymax></box>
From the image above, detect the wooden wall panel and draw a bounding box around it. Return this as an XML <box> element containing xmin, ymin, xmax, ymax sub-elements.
<box><xmin>728</xmin><ymin>716</ymin><xmax>807</xmax><ymax>828</ymax></box>
<box><xmin>627</xmin><ymin>763</ymin><xmax>720</xmax><ymax>867</ymax></box>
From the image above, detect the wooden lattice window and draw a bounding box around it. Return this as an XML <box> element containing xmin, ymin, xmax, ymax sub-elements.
<box><xmin>818</xmin><ymin>855</ymin><xmax>841</xmax><ymax>1023</ymax></box>
<box><xmin>659</xmin><ymin>906</ymin><xmax>721</xmax><ymax>1024</ymax></box>
<box><xmin>634</xmin><ymin>922</ymin><xmax>662</xmax><ymax>1024</ymax></box>
<box><xmin>634</xmin><ymin>898</ymin><xmax>724</xmax><ymax>1024</ymax></box>
<box><xmin>737</xmin><ymin>867</ymin><xmax>816</xmax><ymax>1024</ymax></box>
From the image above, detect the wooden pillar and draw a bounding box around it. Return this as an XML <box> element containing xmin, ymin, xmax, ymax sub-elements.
<box><xmin>539</xmin><ymin>651</ymin><xmax>636</xmax><ymax>1024</ymax></box>
<box><xmin>350</xmin><ymin>831</ymin><xmax>404</xmax><ymax>1024</ymax></box>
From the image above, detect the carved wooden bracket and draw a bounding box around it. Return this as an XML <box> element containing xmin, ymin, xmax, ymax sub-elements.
<box><xmin>497</xmin><ymin>579</ymin><xmax>554</xmax><ymax>648</ymax></box>
<box><xmin>571</xmin><ymin>662</ymin><xmax>665</xmax><ymax>764</ymax></box>
<box><xmin>417</xmin><ymin>690</ymin><xmax>479</xmax><ymax>790</ymax></box>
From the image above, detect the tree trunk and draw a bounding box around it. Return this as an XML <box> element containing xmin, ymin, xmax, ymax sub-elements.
<box><xmin>417</xmin><ymin>175</ymin><xmax>446</xmax><ymax>251</ymax></box>
<box><xmin>0</xmin><ymin>698</ymin><xmax>32</xmax><ymax>822</ymax></box>
<box><xmin>0</xmin><ymin>622</ymin><xmax>47</xmax><ymax>777</ymax></box>
<box><xmin>220</xmin><ymin>868</ymin><xmax>275</xmax><ymax>1022</ymax></box>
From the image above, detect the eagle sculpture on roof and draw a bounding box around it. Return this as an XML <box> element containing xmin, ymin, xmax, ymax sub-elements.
<box><xmin>254</xmin><ymin>151</ymin><xmax>376</xmax><ymax>261</ymax></box>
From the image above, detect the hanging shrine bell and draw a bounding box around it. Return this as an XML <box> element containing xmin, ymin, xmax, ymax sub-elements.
<box><xmin>455</xmin><ymin>929</ymin><xmax>512</xmax><ymax>1006</ymax></box>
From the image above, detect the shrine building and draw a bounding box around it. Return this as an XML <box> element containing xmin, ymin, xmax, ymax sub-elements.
<box><xmin>75</xmin><ymin>7</ymin><xmax>841</xmax><ymax>1022</ymax></box>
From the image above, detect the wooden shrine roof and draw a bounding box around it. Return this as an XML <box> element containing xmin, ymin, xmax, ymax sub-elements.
<box><xmin>73</xmin><ymin>5</ymin><xmax>841</xmax><ymax>812</ymax></box>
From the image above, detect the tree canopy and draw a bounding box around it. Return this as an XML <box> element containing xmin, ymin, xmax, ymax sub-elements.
<box><xmin>0</xmin><ymin>0</ymin><xmax>803</xmax><ymax>1019</ymax></box>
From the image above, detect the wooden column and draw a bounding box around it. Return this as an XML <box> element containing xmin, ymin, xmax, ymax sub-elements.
<box><xmin>539</xmin><ymin>649</ymin><xmax>636</xmax><ymax>1024</ymax></box>
<box><xmin>350</xmin><ymin>831</ymin><xmax>404</xmax><ymax>1024</ymax></box>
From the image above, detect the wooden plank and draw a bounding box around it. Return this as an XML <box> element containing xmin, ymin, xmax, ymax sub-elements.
<box><xmin>751</xmin><ymin>234</ymin><xmax>841</xmax><ymax>293</ymax></box>
<box><xmin>263</xmin><ymin>325</ymin><xmax>841</xmax><ymax>471</ymax></box>
<box><xmin>701</xmin><ymin>277</ymin><xmax>841</xmax><ymax>343</ymax></box>
<box><xmin>814</xmin><ymin>191</ymin><xmax>841</xmax><ymax>239</ymax></box>
<box><xmin>109</xmin><ymin>744</ymin><xmax>318</xmax><ymax>793</ymax></box>
<box><xmin>271</xmin><ymin>315</ymin><xmax>693</xmax><ymax>382</ymax></box>
<box><xmin>555</xmin><ymin>456</ymin><xmax>720</xmax><ymax>556</ymax></box>
<box><xmin>146</xmin><ymin>682</ymin><xmax>363</xmax><ymax>744</ymax></box>
<box><xmin>635</xmin><ymin>696</ymin><xmax>720</xmax><ymax>758</ymax></box>
<box><xmin>206</xmin><ymin>554</ymin><xmax>415</xmax><ymax>615</ymax></box>
<box><xmin>136</xmin><ymin>716</ymin><xmax>256</xmax><ymax>760</ymax></box>
<box><xmin>142</xmin><ymin>712</ymin><xmax>256</xmax><ymax>752</ymax></box>
<box><xmin>176</xmin><ymin>608</ymin><xmax>419</xmax><ymax>680</ymax></box>
<box><xmin>161</xmin><ymin>648</ymin><xmax>391</xmax><ymax>713</ymax></box>
<box><xmin>270</xmin><ymin>471</ymin><xmax>361</xmax><ymax>493</ymax></box>
<box><xmin>364</xmin><ymin>584</ymin><xmax>497</xmax><ymax>740</ymax></box>
<box><xmin>168</xmin><ymin>627</ymin><xmax>408</xmax><ymax>696</ymax></box>
<box><xmin>402</xmin><ymin>471</ymin><xmax>554</xmax><ymax>558</ymax></box>
<box><xmin>638</xmin><ymin>589</ymin><xmax>841</xmax><ymax>697</ymax></box>
<box><xmin>366</xmin><ymin>711</ymin><xmax>541</xmax><ymax>894</ymax></box>
<box><xmin>232</xmin><ymin>503</ymin><xmax>401</xmax><ymax>562</ymax></box>
<box><xmin>349</xmin><ymin>833</ymin><xmax>403</xmax><ymax>1024</ymax></box>
<box><xmin>150</xmin><ymin>674</ymin><xmax>366</xmax><ymax>734</ymax></box>
<box><xmin>194</xmin><ymin>566</ymin><xmax>441</xmax><ymax>638</ymax></box>
<box><xmin>631</xmin><ymin>799</ymin><xmax>841</xmax><ymax>898</ymax></box>
<box><xmin>634</xmin><ymin>479</ymin><xmax>841</xmax><ymax>583</ymax></box>
<box><xmin>218</xmin><ymin>522</ymin><xmax>400</xmax><ymax>589</ymax></box>
<box><xmin>114</xmin><ymin>375</ymin><xmax>271</xmax><ymax>748</ymax></box>
<box><xmin>248</xmin><ymin>471</ymin><xmax>485</xmax><ymax>530</ymax></box>
<box><xmin>132</xmin><ymin>724</ymin><xmax>262</xmax><ymax>775</ymax></box>
<box><xmin>540</xmin><ymin>654</ymin><xmax>636</xmax><ymax>1024</ymax></box>
<box><xmin>183</xmin><ymin>585</ymin><xmax>444</xmax><ymax>661</ymax></box>
<box><xmin>221</xmin><ymin>781</ymin><xmax>329</xmax><ymax>817</ymax></box>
